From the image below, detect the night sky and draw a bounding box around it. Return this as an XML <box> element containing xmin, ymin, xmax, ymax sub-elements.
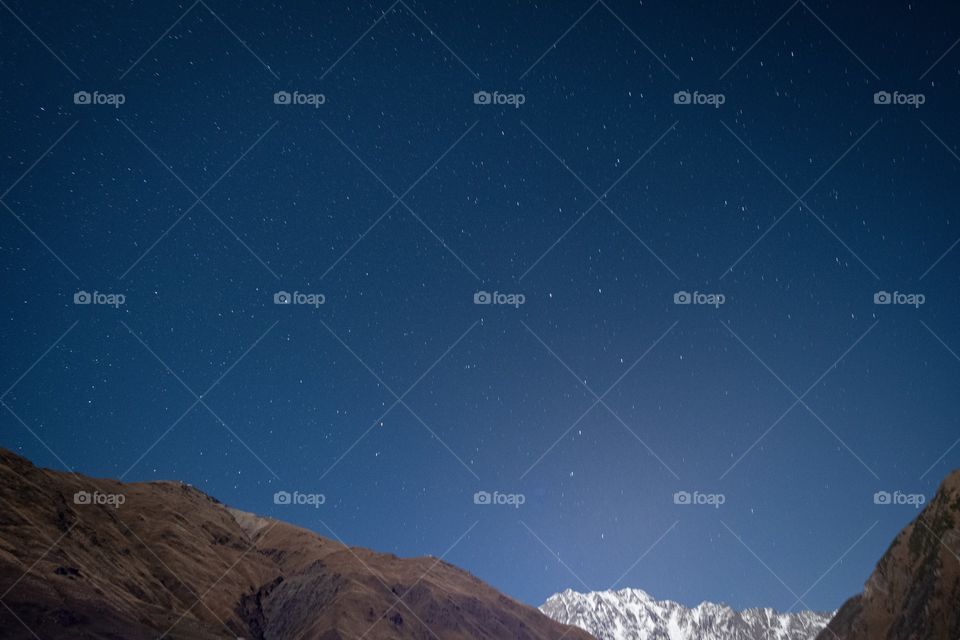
<box><xmin>2</xmin><ymin>0</ymin><xmax>960</xmax><ymax>614</ymax></box>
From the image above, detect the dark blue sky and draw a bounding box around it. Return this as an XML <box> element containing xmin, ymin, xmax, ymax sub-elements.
<box><xmin>2</xmin><ymin>0</ymin><xmax>960</xmax><ymax>613</ymax></box>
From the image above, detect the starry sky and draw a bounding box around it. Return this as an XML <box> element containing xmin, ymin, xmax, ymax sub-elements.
<box><xmin>2</xmin><ymin>0</ymin><xmax>960</xmax><ymax>614</ymax></box>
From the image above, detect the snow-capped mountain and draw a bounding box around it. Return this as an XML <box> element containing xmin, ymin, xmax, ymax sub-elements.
<box><xmin>540</xmin><ymin>588</ymin><xmax>832</xmax><ymax>640</ymax></box>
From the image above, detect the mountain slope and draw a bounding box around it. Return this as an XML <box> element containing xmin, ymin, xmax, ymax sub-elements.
<box><xmin>0</xmin><ymin>448</ymin><xmax>594</xmax><ymax>640</ymax></box>
<box><xmin>816</xmin><ymin>469</ymin><xmax>960</xmax><ymax>640</ymax></box>
<box><xmin>540</xmin><ymin>587</ymin><xmax>831</xmax><ymax>640</ymax></box>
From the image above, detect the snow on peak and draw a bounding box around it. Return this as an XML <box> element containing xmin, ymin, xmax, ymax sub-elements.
<box><xmin>540</xmin><ymin>587</ymin><xmax>833</xmax><ymax>640</ymax></box>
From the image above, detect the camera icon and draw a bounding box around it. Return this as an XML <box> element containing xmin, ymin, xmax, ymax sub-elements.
<box><xmin>873</xmin><ymin>290</ymin><xmax>891</xmax><ymax>305</ymax></box>
<box><xmin>73</xmin><ymin>490</ymin><xmax>91</xmax><ymax>505</ymax></box>
<box><xmin>673</xmin><ymin>491</ymin><xmax>691</xmax><ymax>505</ymax></box>
<box><xmin>273</xmin><ymin>490</ymin><xmax>292</xmax><ymax>505</ymax></box>
<box><xmin>74</xmin><ymin>291</ymin><xmax>92</xmax><ymax>305</ymax></box>
<box><xmin>473</xmin><ymin>490</ymin><xmax>491</xmax><ymax>505</ymax></box>
<box><xmin>673</xmin><ymin>90</ymin><xmax>691</xmax><ymax>105</ymax></box>
<box><xmin>274</xmin><ymin>291</ymin><xmax>291</xmax><ymax>304</ymax></box>
<box><xmin>473</xmin><ymin>91</ymin><xmax>492</xmax><ymax>105</ymax></box>
<box><xmin>273</xmin><ymin>91</ymin><xmax>292</xmax><ymax>105</ymax></box>
<box><xmin>673</xmin><ymin>291</ymin><xmax>691</xmax><ymax>305</ymax></box>
<box><xmin>73</xmin><ymin>91</ymin><xmax>91</xmax><ymax>105</ymax></box>
<box><xmin>473</xmin><ymin>291</ymin><xmax>492</xmax><ymax>305</ymax></box>
<box><xmin>873</xmin><ymin>491</ymin><xmax>892</xmax><ymax>505</ymax></box>
<box><xmin>873</xmin><ymin>91</ymin><xmax>891</xmax><ymax>105</ymax></box>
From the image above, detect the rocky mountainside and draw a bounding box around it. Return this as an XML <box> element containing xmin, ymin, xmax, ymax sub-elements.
<box><xmin>816</xmin><ymin>469</ymin><xmax>960</xmax><ymax>640</ymax></box>
<box><xmin>0</xmin><ymin>448</ymin><xmax>594</xmax><ymax>640</ymax></box>
<box><xmin>540</xmin><ymin>587</ymin><xmax>831</xmax><ymax>640</ymax></box>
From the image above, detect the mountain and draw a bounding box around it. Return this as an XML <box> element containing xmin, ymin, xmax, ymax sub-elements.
<box><xmin>816</xmin><ymin>469</ymin><xmax>960</xmax><ymax>640</ymax></box>
<box><xmin>540</xmin><ymin>588</ymin><xmax>831</xmax><ymax>640</ymax></box>
<box><xmin>0</xmin><ymin>448</ymin><xmax>594</xmax><ymax>640</ymax></box>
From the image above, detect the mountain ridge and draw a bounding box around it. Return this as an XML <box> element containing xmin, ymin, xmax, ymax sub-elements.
<box><xmin>0</xmin><ymin>448</ymin><xmax>594</xmax><ymax>640</ymax></box>
<box><xmin>540</xmin><ymin>586</ymin><xmax>831</xmax><ymax>640</ymax></box>
<box><xmin>816</xmin><ymin>468</ymin><xmax>960</xmax><ymax>640</ymax></box>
